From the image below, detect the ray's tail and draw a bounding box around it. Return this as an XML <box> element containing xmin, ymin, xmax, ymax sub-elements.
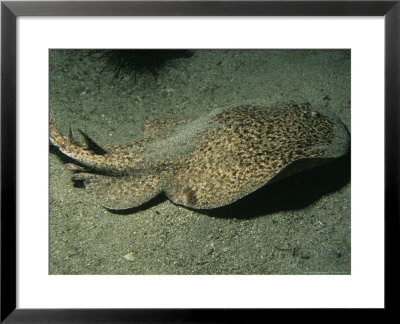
<box><xmin>49</xmin><ymin>108</ymin><xmax>66</xmax><ymax>147</ymax></box>
<box><xmin>49</xmin><ymin>108</ymin><xmax>115</xmax><ymax>171</ymax></box>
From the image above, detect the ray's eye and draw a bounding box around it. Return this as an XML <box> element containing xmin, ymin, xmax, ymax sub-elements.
<box><xmin>311</xmin><ymin>111</ymin><xmax>321</xmax><ymax>118</ymax></box>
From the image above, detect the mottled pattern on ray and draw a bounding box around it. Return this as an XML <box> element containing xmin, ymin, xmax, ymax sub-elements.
<box><xmin>50</xmin><ymin>101</ymin><xmax>350</xmax><ymax>210</ymax></box>
<box><xmin>71</xmin><ymin>172</ymin><xmax>162</xmax><ymax>210</ymax></box>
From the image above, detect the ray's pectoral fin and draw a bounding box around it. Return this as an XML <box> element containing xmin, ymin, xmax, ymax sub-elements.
<box><xmin>165</xmin><ymin>186</ymin><xmax>202</xmax><ymax>209</ymax></box>
<box><xmin>72</xmin><ymin>172</ymin><xmax>162</xmax><ymax>210</ymax></box>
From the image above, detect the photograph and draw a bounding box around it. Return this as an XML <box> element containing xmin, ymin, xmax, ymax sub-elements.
<box><xmin>2</xmin><ymin>0</ymin><xmax>394</xmax><ymax>318</ymax></box>
<box><xmin>49</xmin><ymin>49</ymin><xmax>351</xmax><ymax>275</ymax></box>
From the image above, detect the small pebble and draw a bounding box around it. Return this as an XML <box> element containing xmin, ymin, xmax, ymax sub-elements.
<box><xmin>123</xmin><ymin>251</ymin><xmax>135</xmax><ymax>261</ymax></box>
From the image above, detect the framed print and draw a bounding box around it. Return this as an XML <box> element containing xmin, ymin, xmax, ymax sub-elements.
<box><xmin>1</xmin><ymin>0</ymin><xmax>398</xmax><ymax>321</ymax></box>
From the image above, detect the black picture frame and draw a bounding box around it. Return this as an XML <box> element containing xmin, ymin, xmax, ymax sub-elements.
<box><xmin>1</xmin><ymin>0</ymin><xmax>398</xmax><ymax>321</ymax></box>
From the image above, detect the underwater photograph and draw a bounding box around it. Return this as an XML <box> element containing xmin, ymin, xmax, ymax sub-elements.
<box><xmin>49</xmin><ymin>49</ymin><xmax>351</xmax><ymax>275</ymax></box>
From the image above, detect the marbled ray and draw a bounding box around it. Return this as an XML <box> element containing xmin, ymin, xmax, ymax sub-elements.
<box><xmin>50</xmin><ymin>101</ymin><xmax>350</xmax><ymax>210</ymax></box>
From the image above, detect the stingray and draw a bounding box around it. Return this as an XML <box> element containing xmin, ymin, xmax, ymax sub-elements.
<box><xmin>49</xmin><ymin>101</ymin><xmax>350</xmax><ymax>210</ymax></box>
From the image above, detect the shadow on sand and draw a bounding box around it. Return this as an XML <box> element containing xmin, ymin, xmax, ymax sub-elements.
<box><xmin>112</xmin><ymin>153</ymin><xmax>350</xmax><ymax>219</ymax></box>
